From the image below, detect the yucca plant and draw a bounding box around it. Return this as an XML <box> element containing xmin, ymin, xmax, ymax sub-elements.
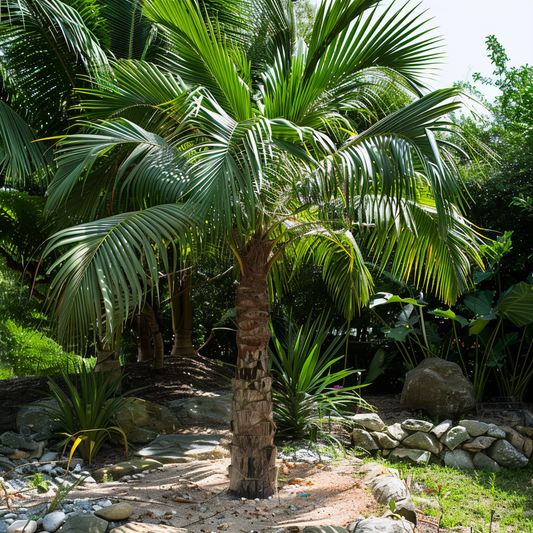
<box><xmin>43</xmin><ymin>365</ymin><xmax>131</xmax><ymax>464</ymax></box>
<box><xmin>269</xmin><ymin>313</ymin><xmax>366</xmax><ymax>439</ymax></box>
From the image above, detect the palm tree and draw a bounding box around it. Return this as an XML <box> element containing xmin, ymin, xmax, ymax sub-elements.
<box><xmin>43</xmin><ymin>0</ymin><xmax>483</xmax><ymax>497</ymax></box>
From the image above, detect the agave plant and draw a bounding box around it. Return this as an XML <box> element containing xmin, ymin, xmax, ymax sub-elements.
<box><xmin>43</xmin><ymin>365</ymin><xmax>131</xmax><ymax>464</ymax></box>
<box><xmin>269</xmin><ymin>313</ymin><xmax>366</xmax><ymax>439</ymax></box>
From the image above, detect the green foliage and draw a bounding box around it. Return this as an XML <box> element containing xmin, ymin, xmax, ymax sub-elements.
<box><xmin>43</xmin><ymin>366</ymin><xmax>131</xmax><ymax>463</ymax></box>
<box><xmin>26</xmin><ymin>472</ymin><xmax>51</xmax><ymax>493</ymax></box>
<box><xmin>0</xmin><ymin>319</ymin><xmax>84</xmax><ymax>377</ymax></box>
<box><xmin>269</xmin><ymin>313</ymin><xmax>365</xmax><ymax>439</ymax></box>
<box><xmin>389</xmin><ymin>459</ymin><xmax>533</xmax><ymax>531</ymax></box>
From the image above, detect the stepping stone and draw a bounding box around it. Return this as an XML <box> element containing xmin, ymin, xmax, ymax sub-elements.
<box><xmin>94</xmin><ymin>502</ymin><xmax>132</xmax><ymax>521</ymax></box>
<box><xmin>135</xmin><ymin>434</ymin><xmax>226</xmax><ymax>464</ymax></box>
<box><xmin>6</xmin><ymin>521</ymin><xmax>37</xmax><ymax>533</ymax></box>
<box><xmin>111</xmin><ymin>523</ymin><xmax>189</xmax><ymax>533</ymax></box>
<box><xmin>302</xmin><ymin>526</ymin><xmax>348</xmax><ymax>533</ymax></box>
<box><xmin>93</xmin><ymin>458</ymin><xmax>163</xmax><ymax>483</ymax></box>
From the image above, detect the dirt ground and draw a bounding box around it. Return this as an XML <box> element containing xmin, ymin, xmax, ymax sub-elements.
<box><xmin>2</xmin><ymin>356</ymin><xmax>516</xmax><ymax>532</ymax></box>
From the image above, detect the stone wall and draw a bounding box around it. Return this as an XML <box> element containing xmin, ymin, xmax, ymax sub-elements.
<box><xmin>351</xmin><ymin>413</ymin><xmax>531</xmax><ymax>472</ymax></box>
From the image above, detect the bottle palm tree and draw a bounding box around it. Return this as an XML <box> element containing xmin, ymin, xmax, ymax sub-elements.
<box><xmin>43</xmin><ymin>0</ymin><xmax>483</xmax><ymax>497</ymax></box>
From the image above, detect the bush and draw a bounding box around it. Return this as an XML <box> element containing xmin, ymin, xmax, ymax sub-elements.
<box><xmin>269</xmin><ymin>313</ymin><xmax>366</xmax><ymax>439</ymax></box>
<box><xmin>43</xmin><ymin>366</ymin><xmax>132</xmax><ymax>464</ymax></box>
<box><xmin>0</xmin><ymin>319</ymin><xmax>86</xmax><ymax>377</ymax></box>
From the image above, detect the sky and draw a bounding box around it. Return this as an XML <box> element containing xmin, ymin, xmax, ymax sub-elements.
<box><xmin>420</xmin><ymin>0</ymin><xmax>533</xmax><ymax>101</ymax></box>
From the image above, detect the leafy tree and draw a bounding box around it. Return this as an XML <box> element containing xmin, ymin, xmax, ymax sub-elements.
<box><xmin>43</xmin><ymin>0</ymin><xmax>483</xmax><ymax>497</ymax></box>
<box><xmin>457</xmin><ymin>36</ymin><xmax>533</xmax><ymax>283</ymax></box>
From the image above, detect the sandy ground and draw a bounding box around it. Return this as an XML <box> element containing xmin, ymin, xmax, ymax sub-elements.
<box><xmin>14</xmin><ymin>457</ymin><xmax>382</xmax><ymax>533</ymax></box>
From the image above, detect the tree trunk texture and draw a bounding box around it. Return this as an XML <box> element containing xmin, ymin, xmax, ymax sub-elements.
<box><xmin>229</xmin><ymin>239</ymin><xmax>277</xmax><ymax>499</ymax></box>
<box><xmin>169</xmin><ymin>272</ymin><xmax>197</xmax><ymax>356</ymax></box>
<box><xmin>134</xmin><ymin>312</ymin><xmax>154</xmax><ymax>362</ymax></box>
<box><xmin>144</xmin><ymin>302</ymin><xmax>165</xmax><ymax>369</ymax></box>
<box><xmin>94</xmin><ymin>326</ymin><xmax>122</xmax><ymax>379</ymax></box>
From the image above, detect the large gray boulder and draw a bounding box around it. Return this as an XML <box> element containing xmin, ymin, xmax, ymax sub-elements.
<box><xmin>168</xmin><ymin>393</ymin><xmax>232</xmax><ymax>427</ymax></box>
<box><xmin>16</xmin><ymin>399</ymin><xmax>59</xmax><ymax>433</ymax></box>
<box><xmin>401</xmin><ymin>358</ymin><xmax>476</xmax><ymax>419</ymax></box>
<box><xmin>113</xmin><ymin>398</ymin><xmax>180</xmax><ymax>444</ymax></box>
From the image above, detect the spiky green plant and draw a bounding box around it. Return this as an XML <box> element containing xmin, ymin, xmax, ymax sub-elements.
<box><xmin>269</xmin><ymin>313</ymin><xmax>366</xmax><ymax>439</ymax></box>
<box><xmin>43</xmin><ymin>365</ymin><xmax>131</xmax><ymax>463</ymax></box>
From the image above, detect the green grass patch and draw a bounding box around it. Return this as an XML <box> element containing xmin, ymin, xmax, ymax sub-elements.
<box><xmin>383</xmin><ymin>459</ymin><xmax>533</xmax><ymax>531</ymax></box>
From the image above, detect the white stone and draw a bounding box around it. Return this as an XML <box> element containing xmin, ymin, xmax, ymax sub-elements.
<box><xmin>42</xmin><ymin>511</ymin><xmax>66</xmax><ymax>533</ymax></box>
<box><xmin>6</xmin><ymin>520</ymin><xmax>37</xmax><ymax>533</ymax></box>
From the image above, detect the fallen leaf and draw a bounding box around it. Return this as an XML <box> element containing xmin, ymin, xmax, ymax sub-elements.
<box><xmin>289</xmin><ymin>478</ymin><xmax>305</xmax><ymax>485</ymax></box>
<box><xmin>172</xmin><ymin>497</ymin><xmax>195</xmax><ymax>503</ymax></box>
<box><xmin>286</xmin><ymin>527</ymin><xmax>300</xmax><ymax>532</ymax></box>
<box><xmin>282</xmin><ymin>465</ymin><xmax>290</xmax><ymax>475</ymax></box>
<box><xmin>217</xmin><ymin>524</ymin><xmax>229</xmax><ymax>531</ymax></box>
<box><xmin>316</xmin><ymin>463</ymin><xmax>324</xmax><ymax>469</ymax></box>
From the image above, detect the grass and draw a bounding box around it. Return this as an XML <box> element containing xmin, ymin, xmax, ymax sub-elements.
<box><xmin>378</xmin><ymin>459</ymin><xmax>533</xmax><ymax>532</ymax></box>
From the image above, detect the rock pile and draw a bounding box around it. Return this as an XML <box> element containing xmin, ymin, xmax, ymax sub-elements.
<box><xmin>350</xmin><ymin>413</ymin><xmax>531</xmax><ymax>472</ymax></box>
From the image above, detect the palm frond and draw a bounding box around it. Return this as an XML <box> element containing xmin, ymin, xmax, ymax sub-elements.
<box><xmin>44</xmin><ymin>203</ymin><xmax>195</xmax><ymax>345</ymax></box>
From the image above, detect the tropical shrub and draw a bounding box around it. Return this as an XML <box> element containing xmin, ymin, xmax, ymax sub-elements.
<box><xmin>0</xmin><ymin>319</ymin><xmax>84</xmax><ymax>378</ymax></box>
<box><xmin>269</xmin><ymin>313</ymin><xmax>366</xmax><ymax>439</ymax></box>
<box><xmin>43</xmin><ymin>366</ymin><xmax>131</xmax><ymax>464</ymax></box>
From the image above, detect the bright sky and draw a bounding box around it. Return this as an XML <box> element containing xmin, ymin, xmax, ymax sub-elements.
<box><xmin>421</xmin><ymin>0</ymin><xmax>533</xmax><ymax>101</ymax></box>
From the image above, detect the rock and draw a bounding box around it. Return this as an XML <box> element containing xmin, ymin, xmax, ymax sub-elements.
<box><xmin>401</xmin><ymin>419</ymin><xmax>433</xmax><ymax>433</ymax></box>
<box><xmin>93</xmin><ymin>458</ymin><xmax>163</xmax><ymax>483</ymax></box>
<box><xmin>168</xmin><ymin>393</ymin><xmax>232</xmax><ymax>427</ymax></box>
<box><xmin>388</xmin><ymin>448</ymin><xmax>433</xmax><ymax>465</ymax></box>
<box><xmin>370</xmin><ymin>476</ymin><xmax>417</xmax><ymax>524</ymax></box>
<box><xmin>386</xmin><ymin>423</ymin><xmax>410</xmax><ymax>442</ymax></box>
<box><xmin>60</xmin><ymin>513</ymin><xmax>107</xmax><ymax>533</ymax></box>
<box><xmin>40</xmin><ymin>452</ymin><xmax>59</xmax><ymax>463</ymax></box>
<box><xmin>42</xmin><ymin>511</ymin><xmax>66</xmax><ymax>533</ymax></box>
<box><xmin>28</xmin><ymin>442</ymin><xmax>45</xmax><ymax>460</ymax></box>
<box><xmin>402</xmin><ymin>431</ymin><xmax>440</xmax><ymax>455</ymax></box>
<box><xmin>0</xmin><ymin>446</ymin><xmax>15</xmax><ymax>455</ymax></box>
<box><xmin>444</xmin><ymin>449</ymin><xmax>474</xmax><ymax>470</ymax></box>
<box><xmin>371</xmin><ymin>432</ymin><xmax>399</xmax><ymax>449</ymax></box>
<box><xmin>0</xmin><ymin>457</ymin><xmax>16</xmax><ymax>473</ymax></box>
<box><xmin>302</xmin><ymin>526</ymin><xmax>348</xmax><ymax>533</ymax></box>
<box><xmin>94</xmin><ymin>502</ymin><xmax>133</xmax><ymax>521</ymax></box>
<box><xmin>498</xmin><ymin>425</ymin><xmax>525</xmax><ymax>452</ymax></box>
<box><xmin>430</xmin><ymin>420</ymin><xmax>453</xmax><ymax>438</ymax></box>
<box><xmin>113</xmin><ymin>398</ymin><xmax>180</xmax><ymax>444</ymax></box>
<box><xmin>135</xmin><ymin>434</ymin><xmax>226</xmax><ymax>463</ymax></box>
<box><xmin>16</xmin><ymin>400</ymin><xmax>59</xmax><ymax>433</ymax></box>
<box><xmin>359</xmin><ymin>463</ymin><xmax>396</xmax><ymax>486</ymax></box>
<box><xmin>5</xmin><ymin>451</ymin><xmax>30</xmax><ymax>460</ymax></box>
<box><xmin>351</xmin><ymin>429</ymin><xmax>379</xmax><ymax>451</ymax></box>
<box><xmin>400</xmin><ymin>358</ymin><xmax>476</xmax><ymax>419</ymax></box>
<box><xmin>487</xmin><ymin>439</ymin><xmax>529</xmax><ymax>468</ymax></box>
<box><xmin>459</xmin><ymin>420</ymin><xmax>489</xmax><ymax>437</ymax></box>
<box><xmin>6</xmin><ymin>522</ymin><xmax>37</xmax><ymax>533</ymax></box>
<box><xmin>442</xmin><ymin>426</ymin><xmax>470</xmax><ymax>450</ymax></box>
<box><xmin>0</xmin><ymin>433</ymin><xmax>39</xmax><ymax>451</ymax></box>
<box><xmin>487</xmin><ymin>425</ymin><xmax>506</xmax><ymax>439</ymax></box>
<box><xmin>349</xmin><ymin>414</ymin><xmax>386</xmax><ymax>432</ymax></box>
<box><xmin>348</xmin><ymin>517</ymin><xmax>415</xmax><ymax>532</ymax></box>
<box><xmin>110</xmin><ymin>523</ymin><xmax>189</xmax><ymax>533</ymax></box>
<box><xmin>514</xmin><ymin>426</ymin><xmax>533</xmax><ymax>438</ymax></box>
<box><xmin>523</xmin><ymin>437</ymin><xmax>533</xmax><ymax>459</ymax></box>
<box><xmin>462</xmin><ymin>436</ymin><xmax>497</xmax><ymax>453</ymax></box>
<box><xmin>473</xmin><ymin>452</ymin><xmax>501</xmax><ymax>473</ymax></box>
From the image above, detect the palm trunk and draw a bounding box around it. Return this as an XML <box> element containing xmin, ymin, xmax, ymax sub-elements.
<box><xmin>169</xmin><ymin>272</ymin><xmax>197</xmax><ymax>356</ymax></box>
<box><xmin>144</xmin><ymin>302</ymin><xmax>165</xmax><ymax>370</ymax></box>
<box><xmin>134</xmin><ymin>312</ymin><xmax>154</xmax><ymax>362</ymax></box>
<box><xmin>95</xmin><ymin>326</ymin><xmax>122</xmax><ymax>379</ymax></box>
<box><xmin>229</xmin><ymin>239</ymin><xmax>277</xmax><ymax>499</ymax></box>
